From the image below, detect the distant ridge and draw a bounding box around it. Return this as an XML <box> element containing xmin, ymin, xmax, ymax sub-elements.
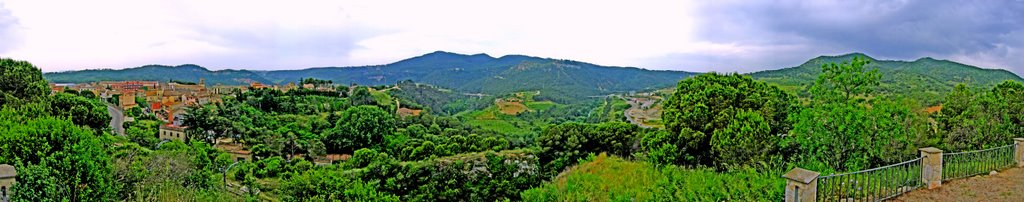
<box><xmin>44</xmin><ymin>51</ymin><xmax>697</xmax><ymax>101</ymax></box>
<box><xmin>42</xmin><ymin>51</ymin><xmax>1021</xmax><ymax>104</ymax></box>
<box><xmin>750</xmin><ymin>53</ymin><xmax>1024</xmax><ymax>105</ymax></box>
<box><xmin>44</xmin><ymin>64</ymin><xmax>273</xmax><ymax>85</ymax></box>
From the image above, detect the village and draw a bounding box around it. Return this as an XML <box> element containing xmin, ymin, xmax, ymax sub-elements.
<box><xmin>46</xmin><ymin>79</ymin><xmax>346</xmax><ymax>164</ymax></box>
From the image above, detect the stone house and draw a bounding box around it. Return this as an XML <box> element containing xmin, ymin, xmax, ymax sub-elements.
<box><xmin>0</xmin><ymin>164</ymin><xmax>15</xmax><ymax>201</ymax></box>
<box><xmin>159</xmin><ymin>124</ymin><xmax>188</xmax><ymax>142</ymax></box>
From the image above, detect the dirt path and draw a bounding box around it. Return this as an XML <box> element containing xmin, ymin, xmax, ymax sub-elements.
<box><xmin>891</xmin><ymin>167</ymin><xmax>1024</xmax><ymax>201</ymax></box>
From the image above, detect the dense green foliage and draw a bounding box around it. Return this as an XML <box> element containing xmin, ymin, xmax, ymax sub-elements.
<box><xmin>0</xmin><ymin>59</ymin><xmax>48</xmax><ymax>106</ymax></box>
<box><xmin>788</xmin><ymin>57</ymin><xmax>929</xmax><ymax>171</ymax></box>
<box><xmin>10</xmin><ymin>53</ymin><xmax>1024</xmax><ymax>201</ymax></box>
<box><xmin>658</xmin><ymin>73</ymin><xmax>798</xmax><ymax>167</ymax></box>
<box><xmin>536</xmin><ymin>122</ymin><xmax>642</xmax><ymax>176</ymax></box>
<box><xmin>936</xmin><ymin>81</ymin><xmax>1024</xmax><ymax>151</ymax></box>
<box><xmin>752</xmin><ymin>53</ymin><xmax>1024</xmax><ymax>105</ymax></box>
<box><xmin>388</xmin><ymin>80</ymin><xmax>491</xmax><ymax>115</ymax></box>
<box><xmin>522</xmin><ymin>154</ymin><xmax>783</xmax><ymax>201</ymax></box>
<box><xmin>0</xmin><ymin>109</ymin><xmax>116</xmax><ymax>200</ymax></box>
<box><xmin>324</xmin><ymin>105</ymin><xmax>395</xmax><ymax>153</ymax></box>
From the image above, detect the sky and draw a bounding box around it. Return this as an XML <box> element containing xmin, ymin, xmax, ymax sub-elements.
<box><xmin>0</xmin><ymin>0</ymin><xmax>1022</xmax><ymax>75</ymax></box>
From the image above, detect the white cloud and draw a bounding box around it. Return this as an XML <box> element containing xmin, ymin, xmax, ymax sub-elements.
<box><xmin>0</xmin><ymin>0</ymin><xmax>1021</xmax><ymax>75</ymax></box>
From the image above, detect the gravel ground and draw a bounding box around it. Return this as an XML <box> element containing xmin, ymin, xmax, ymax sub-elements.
<box><xmin>891</xmin><ymin>167</ymin><xmax>1024</xmax><ymax>202</ymax></box>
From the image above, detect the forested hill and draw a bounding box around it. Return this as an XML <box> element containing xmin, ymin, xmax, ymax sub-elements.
<box><xmin>751</xmin><ymin>53</ymin><xmax>1024</xmax><ymax>105</ymax></box>
<box><xmin>44</xmin><ymin>51</ymin><xmax>696</xmax><ymax>101</ymax></box>
<box><xmin>257</xmin><ymin>51</ymin><xmax>694</xmax><ymax>99</ymax></box>
<box><xmin>43</xmin><ymin>64</ymin><xmax>273</xmax><ymax>85</ymax></box>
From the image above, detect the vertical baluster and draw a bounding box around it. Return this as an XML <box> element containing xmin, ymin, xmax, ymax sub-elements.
<box><xmin>879</xmin><ymin>169</ymin><xmax>884</xmax><ymax>200</ymax></box>
<box><xmin>886</xmin><ymin>165</ymin><xmax>891</xmax><ymax>197</ymax></box>
<box><xmin>870</xmin><ymin>170</ymin><xmax>875</xmax><ymax>202</ymax></box>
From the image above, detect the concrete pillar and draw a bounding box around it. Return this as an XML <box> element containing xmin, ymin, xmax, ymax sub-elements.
<box><xmin>783</xmin><ymin>168</ymin><xmax>819</xmax><ymax>202</ymax></box>
<box><xmin>1015</xmin><ymin>138</ymin><xmax>1024</xmax><ymax>167</ymax></box>
<box><xmin>920</xmin><ymin>147</ymin><xmax>943</xmax><ymax>189</ymax></box>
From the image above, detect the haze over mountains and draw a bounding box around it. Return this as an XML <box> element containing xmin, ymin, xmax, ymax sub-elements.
<box><xmin>43</xmin><ymin>51</ymin><xmax>1022</xmax><ymax>103</ymax></box>
<box><xmin>45</xmin><ymin>51</ymin><xmax>696</xmax><ymax>98</ymax></box>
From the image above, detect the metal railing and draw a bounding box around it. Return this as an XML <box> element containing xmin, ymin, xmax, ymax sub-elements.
<box><xmin>816</xmin><ymin>157</ymin><xmax>923</xmax><ymax>202</ymax></box>
<box><xmin>942</xmin><ymin>144</ymin><xmax>1016</xmax><ymax>181</ymax></box>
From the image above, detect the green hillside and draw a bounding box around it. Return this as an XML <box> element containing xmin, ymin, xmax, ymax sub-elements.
<box><xmin>44</xmin><ymin>51</ymin><xmax>695</xmax><ymax>102</ymax></box>
<box><xmin>751</xmin><ymin>53</ymin><xmax>1024</xmax><ymax>105</ymax></box>
<box><xmin>43</xmin><ymin>64</ymin><xmax>272</xmax><ymax>85</ymax></box>
<box><xmin>259</xmin><ymin>51</ymin><xmax>694</xmax><ymax>103</ymax></box>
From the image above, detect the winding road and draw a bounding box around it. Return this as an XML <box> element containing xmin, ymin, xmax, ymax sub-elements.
<box><xmin>623</xmin><ymin>96</ymin><xmax>660</xmax><ymax>128</ymax></box>
<box><xmin>106</xmin><ymin>103</ymin><xmax>125</xmax><ymax>136</ymax></box>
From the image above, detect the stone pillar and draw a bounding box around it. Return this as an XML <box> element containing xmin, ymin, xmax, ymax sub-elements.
<box><xmin>783</xmin><ymin>168</ymin><xmax>819</xmax><ymax>202</ymax></box>
<box><xmin>920</xmin><ymin>147</ymin><xmax>943</xmax><ymax>189</ymax></box>
<box><xmin>1015</xmin><ymin>138</ymin><xmax>1024</xmax><ymax>167</ymax></box>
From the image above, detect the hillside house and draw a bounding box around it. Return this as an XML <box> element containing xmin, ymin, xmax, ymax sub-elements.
<box><xmin>215</xmin><ymin>138</ymin><xmax>252</xmax><ymax>162</ymax></box>
<box><xmin>0</xmin><ymin>164</ymin><xmax>15</xmax><ymax>202</ymax></box>
<box><xmin>119</xmin><ymin>94</ymin><xmax>137</xmax><ymax>110</ymax></box>
<box><xmin>159</xmin><ymin>124</ymin><xmax>188</xmax><ymax>142</ymax></box>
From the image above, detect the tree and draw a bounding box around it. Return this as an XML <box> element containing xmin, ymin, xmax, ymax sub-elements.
<box><xmin>537</xmin><ymin>122</ymin><xmax>641</xmax><ymax>176</ymax></box>
<box><xmin>0</xmin><ymin>108</ymin><xmax>116</xmax><ymax>201</ymax></box>
<box><xmin>350</xmin><ymin>86</ymin><xmax>377</xmax><ymax>106</ymax></box>
<box><xmin>0</xmin><ymin>58</ymin><xmax>48</xmax><ymax>107</ymax></box>
<box><xmin>709</xmin><ymin>110</ymin><xmax>775</xmax><ymax>167</ymax></box>
<box><xmin>47</xmin><ymin>92</ymin><xmax>111</xmax><ymax>130</ymax></box>
<box><xmin>658</xmin><ymin>73</ymin><xmax>797</xmax><ymax>167</ymax></box>
<box><xmin>324</xmin><ymin>105</ymin><xmax>396</xmax><ymax>153</ymax></box>
<box><xmin>810</xmin><ymin>56</ymin><xmax>881</xmax><ymax>103</ymax></box>
<box><xmin>936</xmin><ymin>81</ymin><xmax>1022</xmax><ymax>151</ymax></box>
<box><xmin>788</xmin><ymin>57</ymin><xmax>920</xmax><ymax>171</ymax></box>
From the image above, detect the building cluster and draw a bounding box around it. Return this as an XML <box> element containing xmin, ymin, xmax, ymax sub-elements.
<box><xmin>50</xmin><ymin>79</ymin><xmax>231</xmax><ymax>125</ymax></box>
<box><xmin>48</xmin><ymin>79</ymin><xmax>342</xmax><ymax>162</ymax></box>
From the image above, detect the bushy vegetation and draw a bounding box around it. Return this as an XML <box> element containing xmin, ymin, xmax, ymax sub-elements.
<box><xmin>657</xmin><ymin>72</ymin><xmax>798</xmax><ymax>168</ymax></box>
<box><xmin>7</xmin><ymin>54</ymin><xmax>1024</xmax><ymax>201</ymax></box>
<box><xmin>522</xmin><ymin>153</ymin><xmax>783</xmax><ymax>201</ymax></box>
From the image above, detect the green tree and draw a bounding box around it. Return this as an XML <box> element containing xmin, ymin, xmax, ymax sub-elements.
<box><xmin>0</xmin><ymin>108</ymin><xmax>116</xmax><ymax>201</ymax></box>
<box><xmin>936</xmin><ymin>81</ymin><xmax>1022</xmax><ymax>151</ymax></box>
<box><xmin>537</xmin><ymin>122</ymin><xmax>641</xmax><ymax>176</ymax></box>
<box><xmin>788</xmin><ymin>57</ymin><xmax>919</xmax><ymax>171</ymax></box>
<box><xmin>809</xmin><ymin>56</ymin><xmax>881</xmax><ymax>103</ymax></box>
<box><xmin>659</xmin><ymin>73</ymin><xmax>797</xmax><ymax>167</ymax></box>
<box><xmin>324</xmin><ymin>105</ymin><xmax>396</xmax><ymax>153</ymax></box>
<box><xmin>350</xmin><ymin>86</ymin><xmax>377</xmax><ymax>106</ymax></box>
<box><xmin>709</xmin><ymin>110</ymin><xmax>776</xmax><ymax>167</ymax></box>
<box><xmin>0</xmin><ymin>58</ymin><xmax>48</xmax><ymax>107</ymax></box>
<box><xmin>47</xmin><ymin>92</ymin><xmax>111</xmax><ymax>130</ymax></box>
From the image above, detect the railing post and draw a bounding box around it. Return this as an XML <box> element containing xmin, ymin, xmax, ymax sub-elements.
<box><xmin>783</xmin><ymin>168</ymin><xmax>819</xmax><ymax>202</ymax></box>
<box><xmin>1015</xmin><ymin>138</ymin><xmax>1024</xmax><ymax>167</ymax></box>
<box><xmin>920</xmin><ymin>147</ymin><xmax>943</xmax><ymax>189</ymax></box>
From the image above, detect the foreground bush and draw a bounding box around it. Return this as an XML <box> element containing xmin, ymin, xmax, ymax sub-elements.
<box><xmin>521</xmin><ymin>153</ymin><xmax>783</xmax><ymax>201</ymax></box>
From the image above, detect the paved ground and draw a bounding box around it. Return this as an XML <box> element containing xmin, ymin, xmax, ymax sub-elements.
<box><xmin>892</xmin><ymin>167</ymin><xmax>1024</xmax><ymax>201</ymax></box>
<box><xmin>106</xmin><ymin>103</ymin><xmax>125</xmax><ymax>136</ymax></box>
<box><xmin>623</xmin><ymin>96</ymin><xmax>661</xmax><ymax>128</ymax></box>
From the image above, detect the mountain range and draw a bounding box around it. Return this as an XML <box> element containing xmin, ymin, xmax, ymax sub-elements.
<box><xmin>750</xmin><ymin>53</ymin><xmax>1023</xmax><ymax>105</ymax></box>
<box><xmin>43</xmin><ymin>51</ymin><xmax>1022</xmax><ymax>104</ymax></box>
<box><xmin>44</xmin><ymin>51</ymin><xmax>695</xmax><ymax>100</ymax></box>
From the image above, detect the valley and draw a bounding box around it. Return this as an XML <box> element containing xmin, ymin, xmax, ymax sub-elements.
<box><xmin>4</xmin><ymin>52</ymin><xmax>1024</xmax><ymax>201</ymax></box>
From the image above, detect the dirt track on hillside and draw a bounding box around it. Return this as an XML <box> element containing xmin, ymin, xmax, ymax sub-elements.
<box><xmin>891</xmin><ymin>167</ymin><xmax>1024</xmax><ymax>202</ymax></box>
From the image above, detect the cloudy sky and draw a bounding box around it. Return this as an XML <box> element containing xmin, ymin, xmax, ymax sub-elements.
<box><xmin>1</xmin><ymin>0</ymin><xmax>1022</xmax><ymax>74</ymax></box>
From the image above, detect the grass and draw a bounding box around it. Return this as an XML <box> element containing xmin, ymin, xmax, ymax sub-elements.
<box><xmin>497</xmin><ymin>100</ymin><xmax>529</xmax><ymax>115</ymax></box>
<box><xmin>467</xmin><ymin>119</ymin><xmax>533</xmax><ymax>135</ymax></box>
<box><xmin>370</xmin><ymin>90</ymin><xmax>394</xmax><ymax>106</ymax></box>
<box><xmin>522</xmin><ymin>153</ymin><xmax>784</xmax><ymax>201</ymax></box>
<box><xmin>526</xmin><ymin>101</ymin><xmax>556</xmax><ymax>111</ymax></box>
<box><xmin>459</xmin><ymin>91</ymin><xmax>563</xmax><ymax>135</ymax></box>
